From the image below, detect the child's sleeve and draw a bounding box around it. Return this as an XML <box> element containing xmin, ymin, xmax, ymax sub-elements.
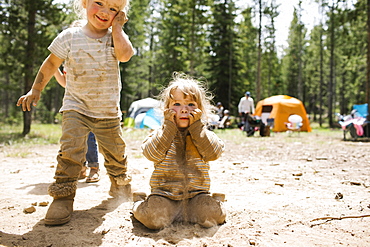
<box><xmin>48</xmin><ymin>29</ymin><xmax>72</xmax><ymax>60</ymax></box>
<box><xmin>141</xmin><ymin>120</ymin><xmax>177</xmax><ymax>162</ymax></box>
<box><xmin>188</xmin><ymin>121</ymin><xmax>225</xmax><ymax>162</ymax></box>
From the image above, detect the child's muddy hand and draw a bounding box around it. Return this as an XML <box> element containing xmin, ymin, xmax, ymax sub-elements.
<box><xmin>189</xmin><ymin>109</ymin><xmax>202</xmax><ymax>125</ymax></box>
<box><xmin>16</xmin><ymin>89</ymin><xmax>41</xmax><ymax>112</ymax></box>
<box><xmin>113</xmin><ymin>11</ymin><xmax>128</xmax><ymax>27</ymax></box>
<box><xmin>164</xmin><ymin>109</ymin><xmax>176</xmax><ymax>123</ymax></box>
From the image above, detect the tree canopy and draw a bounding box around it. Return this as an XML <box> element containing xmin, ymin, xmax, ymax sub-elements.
<box><xmin>0</xmin><ymin>0</ymin><xmax>369</xmax><ymax>133</ymax></box>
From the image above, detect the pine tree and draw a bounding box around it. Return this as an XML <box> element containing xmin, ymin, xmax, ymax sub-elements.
<box><xmin>261</xmin><ymin>0</ymin><xmax>281</xmax><ymax>98</ymax></box>
<box><xmin>0</xmin><ymin>0</ymin><xmax>68</xmax><ymax>134</ymax></box>
<box><xmin>120</xmin><ymin>0</ymin><xmax>153</xmax><ymax>112</ymax></box>
<box><xmin>237</xmin><ymin>7</ymin><xmax>258</xmax><ymax>101</ymax></box>
<box><xmin>282</xmin><ymin>7</ymin><xmax>306</xmax><ymax>100</ymax></box>
<box><xmin>207</xmin><ymin>0</ymin><xmax>242</xmax><ymax>111</ymax></box>
<box><xmin>154</xmin><ymin>0</ymin><xmax>211</xmax><ymax>87</ymax></box>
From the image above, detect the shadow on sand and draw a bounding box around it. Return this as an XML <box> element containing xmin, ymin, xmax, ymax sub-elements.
<box><xmin>0</xmin><ymin>196</ymin><xmax>130</xmax><ymax>247</ymax></box>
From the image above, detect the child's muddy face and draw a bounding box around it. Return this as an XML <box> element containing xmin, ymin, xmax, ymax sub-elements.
<box><xmin>169</xmin><ymin>89</ymin><xmax>198</xmax><ymax>128</ymax></box>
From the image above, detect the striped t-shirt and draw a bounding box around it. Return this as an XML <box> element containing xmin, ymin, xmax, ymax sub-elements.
<box><xmin>48</xmin><ymin>27</ymin><xmax>122</xmax><ymax>118</ymax></box>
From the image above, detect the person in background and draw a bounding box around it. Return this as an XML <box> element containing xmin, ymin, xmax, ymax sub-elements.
<box><xmin>132</xmin><ymin>72</ymin><xmax>226</xmax><ymax>230</ymax></box>
<box><xmin>238</xmin><ymin>91</ymin><xmax>255</xmax><ymax>135</ymax></box>
<box><xmin>216</xmin><ymin>102</ymin><xmax>224</xmax><ymax>120</ymax></box>
<box><xmin>218</xmin><ymin>109</ymin><xmax>231</xmax><ymax>129</ymax></box>
<box><xmin>17</xmin><ymin>0</ymin><xmax>134</xmax><ymax>225</ymax></box>
<box><xmin>83</xmin><ymin>132</ymin><xmax>100</xmax><ymax>182</ymax></box>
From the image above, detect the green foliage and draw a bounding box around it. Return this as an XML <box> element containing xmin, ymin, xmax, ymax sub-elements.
<box><xmin>207</xmin><ymin>0</ymin><xmax>244</xmax><ymax>112</ymax></box>
<box><xmin>153</xmin><ymin>0</ymin><xmax>212</xmax><ymax>86</ymax></box>
<box><xmin>301</xmin><ymin>0</ymin><xmax>368</xmax><ymax>126</ymax></box>
<box><xmin>261</xmin><ymin>1</ymin><xmax>282</xmax><ymax>98</ymax></box>
<box><xmin>120</xmin><ymin>0</ymin><xmax>153</xmax><ymax>111</ymax></box>
<box><xmin>0</xmin><ymin>0</ymin><xmax>70</xmax><ymax>129</ymax></box>
<box><xmin>304</xmin><ymin>24</ymin><xmax>327</xmax><ymax>120</ymax></box>
<box><xmin>1</xmin><ymin>0</ymin><xmax>370</xmax><ymax>131</ymax></box>
<box><xmin>282</xmin><ymin>6</ymin><xmax>307</xmax><ymax>99</ymax></box>
<box><xmin>237</xmin><ymin>8</ymin><xmax>257</xmax><ymax>100</ymax></box>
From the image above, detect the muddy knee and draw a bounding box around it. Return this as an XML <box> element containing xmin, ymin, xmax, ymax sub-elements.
<box><xmin>187</xmin><ymin>194</ymin><xmax>226</xmax><ymax>227</ymax></box>
<box><xmin>133</xmin><ymin>195</ymin><xmax>179</xmax><ymax>230</ymax></box>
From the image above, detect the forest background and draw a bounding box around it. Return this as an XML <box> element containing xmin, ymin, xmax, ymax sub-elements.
<box><xmin>0</xmin><ymin>0</ymin><xmax>368</xmax><ymax>135</ymax></box>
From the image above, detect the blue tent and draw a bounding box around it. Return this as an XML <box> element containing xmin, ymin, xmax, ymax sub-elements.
<box><xmin>124</xmin><ymin>98</ymin><xmax>161</xmax><ymax>128</ymax></box>
<box><xmin>139</xmin><ymin>108</ymin><xmax>163</xmax><ymax>129</ymax></box>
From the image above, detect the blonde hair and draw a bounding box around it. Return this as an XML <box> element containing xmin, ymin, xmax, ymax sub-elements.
<box><xmin>159</xmin><ymin>72</ymin><xmax>213</xmax><ymax>123</ymax></box>
<box><xmin>73</xmin><ymin>0</ymin><xmax>130</xmax><ymax>19</ymax></box>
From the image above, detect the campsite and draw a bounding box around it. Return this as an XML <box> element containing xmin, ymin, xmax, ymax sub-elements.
<box><xmin>1</xmin><ymin>0</ymin><xmax>370</xmax><ymax>245</ymax></box>
<box><xmin>254</xmin><ymin>95</ymin><xmax>311</xmax><ymax>133</ymax></box>
<box><xmin>1</xmin><ymin>123</ymin><xmax>370</xmax><ymax>246</ymax></box>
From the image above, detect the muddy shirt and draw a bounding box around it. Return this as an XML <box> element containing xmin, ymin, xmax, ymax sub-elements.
<box><xmin>48</xmin><ymin>27</ymin><xmax>121</xmax><ymax>118</ymax></box>
<box><xmin>142</xmin><ymin>120</ymin><xmax>225</xmax><ymax>200</ymax></box>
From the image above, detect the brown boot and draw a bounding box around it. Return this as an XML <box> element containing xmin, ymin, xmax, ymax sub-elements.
<box><xmin>45</xmin><ymin>181</ymin><xmax>77</xmax><ymax>226</ymax></box>
<box><xmin>44</xmin><ymin>193</ymin><xmax>75</xmax><ymax>226</ymax></box>
<box><xmin>109</xmin><ymin>175</ymin><xmax>132</xmax><ymax>198</ymax></box>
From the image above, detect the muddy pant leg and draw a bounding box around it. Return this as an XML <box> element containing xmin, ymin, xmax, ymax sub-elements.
<box><xmin>50</xmin><ymin>111</ymin><xmax>88</xmax><ymax>201</ymax></box>
<box><xmin>133</xmin><ymin>195</ymin><xmax>180</xmax><ymax>230</ymax></box>
<box><xmin>93</xmin><ymin>118</ymin><xmax>128</xmax><ymax>178</ymax></box>
<box><xmin>46</xmin><ymin>111</ymin><xmax>90</xmax><ymax>226</ymax></box>
<box><xmin>54</xmin><ymin>111</ymin><xmax>89</xmax><ymax>185</ymax></box>
<box><xmin>186</xmin><ymin>194</ymin><xmax>226</xmax><ymax>228</ymax></box>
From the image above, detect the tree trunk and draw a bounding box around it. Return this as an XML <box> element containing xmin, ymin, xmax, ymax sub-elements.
<box><xmin>256</xmin><ymin>0</ymin><xmax>262</xmax><ymax>101</ymax></box>
<box><xmin>297</xmin><ymin>1</ymin><xmax>303</xmax><ymax>100</ymax></box>
<box><xmin>22</xmin><ymin>2</ymin><xmax>36</xmax><ymax>136</ymax></box>
<box><xmin>190</xmin><ymin>0</ymin><xmax>196</xmax><ymax>76</ymax></box>
<box><xmin>328</xmin><ymin>4</ymin><xmax>335</xmax><ymax>128</ymax></box>
<box><xmin>4</xmin><ymin>73</ymin><xmax>10</xmax><ymax>119</ymax></box>
<box><xmin>319</xmin><ymin>26</ymin><xmax>323</xmax><ymax>127</ymax></box>
<box><xmin>367</xmin><ymin>0</ymin><xmax>370</xmax><ymax>120</ymax></box>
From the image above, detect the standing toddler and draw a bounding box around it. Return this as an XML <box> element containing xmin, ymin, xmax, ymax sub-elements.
<box><xmin>17</xmin><ymin>0</ymin><xmax>134</xmax><ymax>226</ymax></box>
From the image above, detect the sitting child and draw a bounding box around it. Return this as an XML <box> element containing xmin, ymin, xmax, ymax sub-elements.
<box><xmin>132</xmin><ymin>72</ymin><xmax>226</xmax><ymax>230</ymax></box>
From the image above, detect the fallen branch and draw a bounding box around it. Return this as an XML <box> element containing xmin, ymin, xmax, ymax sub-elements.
<box><xmin>311</xmin><ymin>214</ymin><xmax>370</xmax><ymax>221</ymax></box>
<box><xmin>310</xmin><ymin>214</ymin><xmax>370</xmax><ymax>227</ymax></box>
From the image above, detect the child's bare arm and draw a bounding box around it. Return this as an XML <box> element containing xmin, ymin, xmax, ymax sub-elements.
<box><xmin>112</xmin><ymin>11</ymin><xmax>134</xmax><ymax>62</ymax></box>
<box><xmin>54</xmin><ymin>69</ymin><xmax>66</xmax><ymax>88</ymax></box>
<box><xmin>17</xmin><ymin>53</ymin><xmax>64</xmax><ymax>111</ymax></box>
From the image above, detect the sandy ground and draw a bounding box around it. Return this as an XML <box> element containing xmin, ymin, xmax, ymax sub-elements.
<box><xmin>1</xmin><ymin>128</ymin><xmax>370</xmax><ymax>247</ymax></box>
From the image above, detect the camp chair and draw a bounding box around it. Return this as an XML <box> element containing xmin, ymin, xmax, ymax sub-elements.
<box><xmin>259</xmin><ymin>105</ymin><xmax>273</xmax><ymax>136</ymax></box>
<box><xmin>338</xmin><ymin>104</ymin><xmax>370</xmax><ymax>141</ymax></box>
<box><xmin>285</xmin><ymin>114</ymin><xmax>303</xmax><ymax>134</ymax></box>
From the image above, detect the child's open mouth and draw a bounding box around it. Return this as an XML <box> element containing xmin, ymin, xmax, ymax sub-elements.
<box><xmin>96</xmin><ymin>15</ymin><xmax>108</xmax><ymax>22</ymax></box>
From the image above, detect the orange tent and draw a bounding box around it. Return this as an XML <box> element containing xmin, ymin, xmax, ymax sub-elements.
<box><xmin>254</xmin><ymin>95</ymin><xmax>311</xmax><ymax>132</ymax></box>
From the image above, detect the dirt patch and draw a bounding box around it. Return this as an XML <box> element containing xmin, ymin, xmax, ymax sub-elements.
<box><xmin>1</xmin><ymin>129</ymin><xmax>370</xmax><ymax>246</ymax></box>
